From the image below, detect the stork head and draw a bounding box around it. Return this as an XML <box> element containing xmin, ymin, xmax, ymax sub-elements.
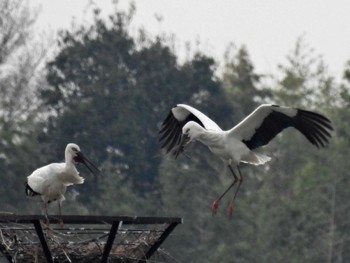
<box><xmin>65</xmin><ymin>143</ymin><xmax>100</xmax><ymax>176</ymax></box>
<box><xmin>66</xmin><ymin>143</ymin><xmax>81</xmax><ymax>159</ymax></box>
<box><xmin>172</xmin><ymin>121</ymin><xmax>204</xmax><ymax>159</ymax></box>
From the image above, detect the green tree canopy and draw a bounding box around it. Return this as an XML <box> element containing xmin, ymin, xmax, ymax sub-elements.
<box><xmin>39</xmin><ymin>6</ymin><xmax>232</xmax><ymax>211</ymax></box>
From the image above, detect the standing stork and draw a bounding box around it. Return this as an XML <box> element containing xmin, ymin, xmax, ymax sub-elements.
<box><xmin>25</xmin><ymin>143</ymin><xmax>100</xmax><ymax>224</ymax></box>
<box><xmin>159</xmin><ymin>104</ymin><xmax>333</xmax><ymax>217</ymax></box>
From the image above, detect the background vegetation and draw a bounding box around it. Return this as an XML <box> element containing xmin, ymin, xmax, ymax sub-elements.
<box><xmin>1</xmin><ymin>1</ymin><xmax>350</xmax><ymax>262</ymax></box>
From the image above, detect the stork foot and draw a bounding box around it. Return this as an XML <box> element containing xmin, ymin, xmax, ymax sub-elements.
<box><xmin>228</xmin><ymin>203</ymin><xmax>234</xmax><ymax>219</ymax></box>
<box><xmin>212</xmin><ymin>200</ymin><xmax>219</xmax><ymax>215</ymax></box>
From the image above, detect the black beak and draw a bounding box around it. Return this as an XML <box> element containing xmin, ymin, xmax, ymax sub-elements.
<box><xmin>74</xmin><ymin>152</ymin><xmax>100</xmax><ymax>176</ymax></box>
<box><xmin>173</xmin><ymin>134</ymin><xmax>190</xmax><ymax>159</ymax></box>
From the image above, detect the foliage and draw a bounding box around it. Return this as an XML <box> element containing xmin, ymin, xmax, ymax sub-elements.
<box><xmin>222</xmin><ymin>44</ymin><xmax>271</xmax><ymax>120</ymax></box>
<box><xmin>0</xmin><ymin>0</ymin><xmax>48</xmax><ymax>212</ymax></box>
<box><xmin>1</xmin><ymin>2</ymin><xmax>350</xmax><ymax>262</ymax></box>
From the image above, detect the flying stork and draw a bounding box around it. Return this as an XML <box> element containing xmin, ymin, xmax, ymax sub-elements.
<box><xmin>25</xmin><ymin>143</ymin><xmax>100</xmax><ymax>224</ymax></box>
<box><xmin>159</xmin><ymin>104</ymin><xmax>333</xmax><ymax>217</ymax></box>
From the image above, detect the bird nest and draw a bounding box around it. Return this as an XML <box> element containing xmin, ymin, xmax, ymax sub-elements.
<box><xmin>0</xmin><ymin>215</ymin><xmax>182</xmax><ymax>263</ymax></box>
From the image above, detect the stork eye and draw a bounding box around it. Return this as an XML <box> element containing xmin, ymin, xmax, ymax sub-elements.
<box><xmin>185</xmin><ymin>128</ymin><xmax>190</xmax><ymax>134</ymax></box>
<box><xmin>71</xmin><ymin>147</ymin><xmax>78</xmax><ymax>152</ymax></box>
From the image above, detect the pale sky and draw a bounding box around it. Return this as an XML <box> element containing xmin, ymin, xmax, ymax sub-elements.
<box><xmin>34</xmin><ymin>0</ymin><xmax>350</xmax><ymax>80</ymax></box>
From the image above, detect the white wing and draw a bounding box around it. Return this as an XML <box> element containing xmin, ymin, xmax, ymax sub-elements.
<box><xmin>27</xmin><ymin>163</ymin><xmax>64</xmax><ymax>194</ymax></box>
<box><xmin>229</xmin><ymin>104</ymin><xmax>333</xmax><ymax>150</ymax></box>
<box><xmin>159</xmin><ymin>104</ymin><xmax>222</xmax><ymax>154</ymax></box>
<box><xmin>172</xmin><ymin>104</ymin><xmax>222</xmax><ymax>131</ymax></box>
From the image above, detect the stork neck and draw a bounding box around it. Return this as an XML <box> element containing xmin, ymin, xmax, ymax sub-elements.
<box><xmin>198</xmin><ymin>130</ymin><xmax>224</xmax><ymax>146</ymax></box>
<box><xmin>65</xmin><ymin>153</ymin><xmax>75</xmax><ymax>168</ymax></box>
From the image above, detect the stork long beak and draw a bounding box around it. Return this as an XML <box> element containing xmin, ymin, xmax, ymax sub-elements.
<box><xmin>174</xmin><ymin>134</ymin><xmax>190</xmax><ymax>159</ymax></box>
<box><xmin>74</xmin><ymin>152</ymin><xmax>100</xmax><ymax>176</ymax></box>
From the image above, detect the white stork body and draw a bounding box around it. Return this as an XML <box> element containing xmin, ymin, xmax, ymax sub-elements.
<box><xmin>184</xmin><ymin>124</ymin><xmax>270</xmax><ymax>166</ymax></box>
<box><xmin>159</xmin><ymin>104</ymin><xmax>333</xmax><ymax>217</ymax></box>
<box><xmin>27</xmin><ymin>161</ymin><xmax>84</xmax><ymax>204</ymax></box>
<box><xmin>26</xmin><ymin>143</ymin><xmax>99</xmax><ymax>223</ymax></box>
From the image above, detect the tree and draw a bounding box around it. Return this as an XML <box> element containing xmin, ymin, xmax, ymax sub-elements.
<box><xmin>249</xmin><ymin>38</ymin><xmax>343</xmax><ymax>262</ymax></box>
<box><xmin>39</xmin><ymin>4</ymin><xmax>233</xmax><ymax>218</ymax></box>
<box><xmin>0</xmin><ymin>0</ymin><xmax>49</xmax><ymax>212</ymax></box>
<box><xmin>157</xmin><ymin>46</ymin><xmax>272</xmax><ymax>263</ymax></box>
<box><xmin>222</xmin><ymin>44</ymin><xmax>270</xmax><ymax>120</ymax></box>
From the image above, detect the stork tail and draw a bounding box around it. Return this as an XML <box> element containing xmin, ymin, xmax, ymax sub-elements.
<box><xmin>25</xmin><ymin>182</ymin><xmax>40</xmax><ymax>197</ymax></box>
<box><xmin>241</xmin><ymin>152</ymin><xmax>271</xmax><ymax>165</ymax></box>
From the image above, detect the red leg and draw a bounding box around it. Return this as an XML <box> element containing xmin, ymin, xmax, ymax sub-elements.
<box><xmin>43</xmin><ymin>202</ymin><xmax>50</xmax><ymax>225</ymax></box>
<box><xmin>212</xmin><ymin>165</ymin><xmax>238</xmax><ymax>215</ymax></box>
<box><xmin>227</xmin><ymin>166</ymin><xmax>243</xmax><ymax>219</ymax></box>
<box><xmin>57</xmin><ymin>201</ymin><xmax>64</xmax><ymax>227</ymax></box>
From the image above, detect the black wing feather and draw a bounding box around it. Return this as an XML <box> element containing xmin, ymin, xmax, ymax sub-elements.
<box><xmin>25</xmin><ymin>182</ymin><xmax>41</xmax><ymax>197</ymax></box>
<box><xmin>159</xmin><ymin>109</ymin><xmax>204</xmax><ymax>154</ymax></box>
<box><xmin>159</xmin><ymin>113</ymin><xmax>176</xmax><ymax>140</ymax></box>
<box><xmin>160</xmin><ymin>120</ymin><xmax>179</xmax><ymax>151</ymax></box>
<box><xmin>243</xmin><ymin>108</ymin><xmax>333</xmax><ymax>150</ymax></box>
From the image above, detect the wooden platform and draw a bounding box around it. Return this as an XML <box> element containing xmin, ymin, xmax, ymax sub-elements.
<box><xmin>0</xmin><ymin>214</ymin><xmax>182</xmax><ymax>262</ymax></box>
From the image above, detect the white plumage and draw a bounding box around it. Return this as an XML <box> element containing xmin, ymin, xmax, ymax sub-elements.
<box><xmin>159</xmin><ymin>104</ymin><xmax>333</xmax><ymax>217</ymax></box>
<box><xmin>26</xmin><ymin>143</ymin><xmax>99</xmax><ymax>223</ymax></box>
